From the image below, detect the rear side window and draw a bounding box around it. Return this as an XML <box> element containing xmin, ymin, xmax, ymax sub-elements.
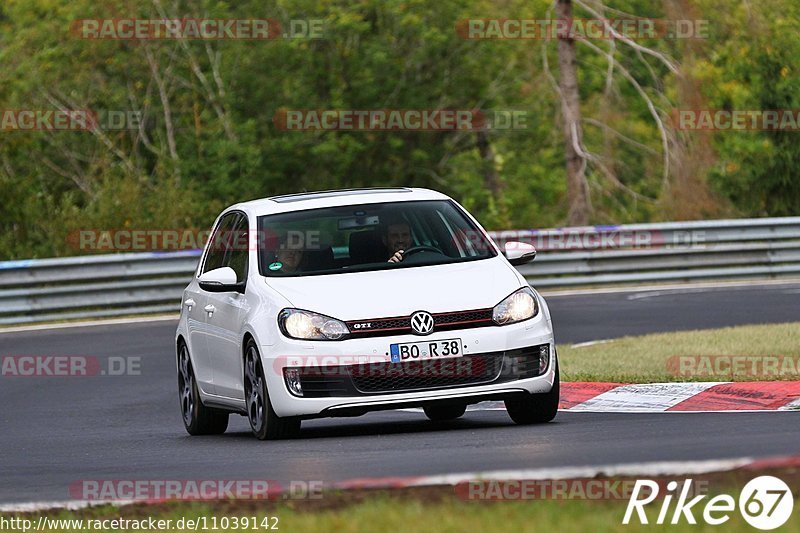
<box><xmin>226</xmin><ymin>215</ymin><xmax>249</xmax><ymax>283</ymax></box>
<box><xmin>201</xmin><ymin>212</ymin><xmax>240</xmax><ymax>275</ymax></box>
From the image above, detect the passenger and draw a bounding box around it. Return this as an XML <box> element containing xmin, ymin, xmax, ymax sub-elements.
<box><xmin>276</xmin><ymin>247</ymin><xmax>303</xmax><ymax>273</ymax></box>
<box><xmin>268</xmin><ymin>233</ymin><xmax>304</xmax><ymax>273</ymax></box>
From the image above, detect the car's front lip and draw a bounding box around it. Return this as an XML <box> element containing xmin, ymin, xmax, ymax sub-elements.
<box><xmin>316</xmin><ymin>388</ymin><xmax>539</xmax><ymax>418</ymax></box>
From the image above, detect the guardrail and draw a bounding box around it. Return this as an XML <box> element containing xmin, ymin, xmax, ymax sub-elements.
<box><xmin>1</xmin><ymin>217</ymin><xmax>799</xmax><ymax>325</ymax></box>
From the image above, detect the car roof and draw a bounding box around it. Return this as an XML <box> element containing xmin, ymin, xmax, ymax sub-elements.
<box><xmin>227</xmin><ymin>187</ymin><xmax>452</xmax><ymax>217</ymax></box>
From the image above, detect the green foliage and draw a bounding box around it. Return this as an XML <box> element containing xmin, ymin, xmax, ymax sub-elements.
<box><xmin>693</xmin><ymin>0</ymin><xmax>800</xmax><ymax>216</ymax></box>
<box><xmin>0</xmin><ymin>0</ymin><xmax>796</xmax><ymax>259</ymax></box>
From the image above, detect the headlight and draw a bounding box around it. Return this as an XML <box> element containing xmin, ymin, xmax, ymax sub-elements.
<box><xmin>279</xmin><ymin>309</ymin><xmax>350</xmax><ymax>340</ymax></box>
<box><xmin>492</xmin><ymin>287</ymin><xmax>538</xmax><ymax>325</ymax></box>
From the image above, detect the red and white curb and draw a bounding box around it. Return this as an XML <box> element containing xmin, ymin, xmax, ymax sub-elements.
<box><xmin>563</xmin><ymin>381</ymin><xmax>800</xmax><ymax>412</ymax></box>
<box><xmin>400</xmin><ymin>381</ymin><xmax>800</xmax><ymax>413</ymax></box>
<box><xmin>4</xmin><ymin>455</ymin><xmax>798</xmax><ymax>513</ymax></box>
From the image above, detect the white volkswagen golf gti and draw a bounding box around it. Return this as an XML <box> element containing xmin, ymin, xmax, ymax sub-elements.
<box><xmin>175</xmin><ymin>187</ymin><xmax>558</xmax><ymax>439</ymax></box>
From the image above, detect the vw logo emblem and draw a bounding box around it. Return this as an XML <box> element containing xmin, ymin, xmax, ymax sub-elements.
<box><xmin>410</xmin><ymin>311</ymin><xmax>434</xmax><ymax>335</ymax></box>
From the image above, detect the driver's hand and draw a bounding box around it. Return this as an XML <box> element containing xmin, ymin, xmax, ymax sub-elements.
<box><xmin>388</xmin><ymin>250</ymin><xmax>404</xmax><ymax>263</ymax></box>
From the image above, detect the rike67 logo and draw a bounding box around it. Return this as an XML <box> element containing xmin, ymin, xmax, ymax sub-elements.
<box><xmin>624</xmin><ymin>476</ymin><xmax>794</xmax><ymax>530</ymax></box>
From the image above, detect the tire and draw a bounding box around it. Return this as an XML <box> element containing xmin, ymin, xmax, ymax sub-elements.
<box><xmin>423</xmin><ymin>403</ymin><xmax>467</xmax><ymax>421</ymax></box>
<box><xmin>244</xmin><ymin>340</ymin><xmax>301</xmax><ymax>440</ymax></box>
<box><xmin>178</xmin><ymin>343</ymin><xmax>229</xmax><ymax>435</ymax></box>
<box><xmin>504</xmin><ymin>361</ymin><xmax>560</xmax><ymax>425</ymax></box>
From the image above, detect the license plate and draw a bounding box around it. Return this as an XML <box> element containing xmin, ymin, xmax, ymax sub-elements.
<box><xmin>390</xmin><ymin>338</ymin><xmax>462</xmax><ymax>363</ymax></box>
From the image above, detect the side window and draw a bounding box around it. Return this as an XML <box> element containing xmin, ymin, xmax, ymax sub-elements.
<box><xmin>226</xmin><ymin>215</ymin><xmax>249</xmax><ymax>283</ymax></box>
<box><xmin>201</xmin><ymin>213</ymin><xmax>238</xmax><ymax>275</ymax></box>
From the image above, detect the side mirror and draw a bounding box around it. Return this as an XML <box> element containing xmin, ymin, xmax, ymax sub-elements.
<box><xmin>504</xmin><ymin>242</ymin><xmax>536</xmax><ymax>266</ymax></box>
<box><xmin>198</xmin><ymin>267</ymin><xmax>244</xmax><ymax>293</ymax></box>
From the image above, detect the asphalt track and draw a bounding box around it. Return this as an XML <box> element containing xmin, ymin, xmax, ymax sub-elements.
<box><xmin>1</xmin><ymin>281</ymin><xmax>799</xmax><ymax>504</ymax></box>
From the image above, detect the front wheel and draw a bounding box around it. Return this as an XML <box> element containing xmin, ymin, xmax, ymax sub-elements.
<box><xmin>244</xmin><ymin>340</ymin><xmax>301</xmax><ymax>440</ymax></box>
<box><xmin>178</xmin><ymin>343</ymin><xmax>229</xmax><ymax>435</ymax></box>
<box><xmin>505</xmin><ymin>361</ymin><xmax>560</xmax><ymax>425</ymax></box>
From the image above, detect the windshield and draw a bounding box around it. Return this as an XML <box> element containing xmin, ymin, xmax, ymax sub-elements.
<box><xmin>257</xmin><ymin>200</ymin><xmax>496</xmax><ymax>277</ymax></box>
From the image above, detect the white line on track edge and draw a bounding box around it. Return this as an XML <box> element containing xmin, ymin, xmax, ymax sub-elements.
<box><xmin>0</xmin><ymin>457</ymin><xmax>759</xmax><ymax>513</ymax></box>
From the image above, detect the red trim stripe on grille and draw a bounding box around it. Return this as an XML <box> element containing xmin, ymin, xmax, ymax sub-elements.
<box><xmin>345</xmin><ymin>308</ymin><xmax>493</xmax><ymax>336</ymax></box>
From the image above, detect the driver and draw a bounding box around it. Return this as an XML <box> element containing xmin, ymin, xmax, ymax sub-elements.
<box><xmin>383</xmin><ymin>219</ymin><xmax>413</xmax><ymax>263</ymax></box>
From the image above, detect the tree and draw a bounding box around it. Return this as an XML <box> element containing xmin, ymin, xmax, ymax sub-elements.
<box><xmin>555</xmin><ymin>0</ymin><xmax>590</xmax><ymax>225</ymax></box>
<box><xmin>546</xmin><ymin>0</ymin><xmax>683</xmax><ymax>224</ymax></box>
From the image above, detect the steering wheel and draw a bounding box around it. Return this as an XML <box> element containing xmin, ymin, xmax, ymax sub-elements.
<box><xmin>401</xmin><ymin>245</ymin><xmax>443</xmax><ymax>258</ymax></box>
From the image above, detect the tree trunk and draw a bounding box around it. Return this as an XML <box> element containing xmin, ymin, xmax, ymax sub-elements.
<box><xmin>476</xmin><ymin>130</ymin><xmax>510</xmax><ymax>226</ymax></box>
<box><xmin>661</xmin><ymin>0</ymin><xmax>719</xmax><ymax>219</ymax></box>
<box><xmin>556</xmin><ymin>0</ymin><xmax>590</xmax><ymax>225</ymax></box>
<box><xmin>476</xmin><ymin>130</ymin><xmax>501</xmax><ymax>196</ymax></box>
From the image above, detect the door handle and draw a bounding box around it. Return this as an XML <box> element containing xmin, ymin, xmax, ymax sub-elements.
<box><xmin>184</xmin><ymin>299</ymin><xmax>195</xmax><ymax>311</ymax></box>
<box><xmin>204</xmin><ymin>304</ymin><xmax>216</xmax><ymax>316</ymax></box>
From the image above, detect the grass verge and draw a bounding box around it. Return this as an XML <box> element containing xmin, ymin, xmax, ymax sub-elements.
<box><xmin>557</xmin><ymin>322</ymin><xmax>800</xmax><ymax>383</ymax></box>
<box><xmin>5</xmin><ymin>470</ymin><xmax>800</xmax><ymax>533</ymax></box>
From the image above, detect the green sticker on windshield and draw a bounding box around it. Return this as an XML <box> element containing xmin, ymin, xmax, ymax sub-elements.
<box><xmin>268</xmin><ymin>262</ymin><xmax>282</xmax><ymax>271</ymax></box>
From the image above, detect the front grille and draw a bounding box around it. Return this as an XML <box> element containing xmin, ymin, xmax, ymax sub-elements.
<box><xmin>435</xmin><ymin>309</ymin><xmax>493</xmax><ymax>326</ymax></box>
<box><xmin>290</xmin><ymin>344</ymin><xmax>547</xmax><ymax>397</ymax></box>
<box><xmin>349</xmin><ymin>316</ymin><xmax>410</xmax><ymax>334</ymax></box>
<box><xmin>350</xmin><ymin>354</ymin><xmax>503</xmax><ymax>393</ymax></box>
<box><xmin>346</xmin><ymin>308</ymin><xmax>494</xmax><ymax>338</ymax></box>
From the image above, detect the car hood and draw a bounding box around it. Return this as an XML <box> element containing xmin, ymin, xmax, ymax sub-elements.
<box><xmin>265</xmin><ymin>257</ymin><xmax>522</xmax><ymax>320</ymax></box>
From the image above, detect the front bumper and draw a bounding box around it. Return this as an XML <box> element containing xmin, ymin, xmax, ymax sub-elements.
<box><xmin>291</xmin><ymin>343</ymin><xmax>550</xmax><ymax>397</ymax></box>
<box><xmin>263</xmin><ymin>312</ymin><xmax>556</xmax><ymax>417</ymax></box>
